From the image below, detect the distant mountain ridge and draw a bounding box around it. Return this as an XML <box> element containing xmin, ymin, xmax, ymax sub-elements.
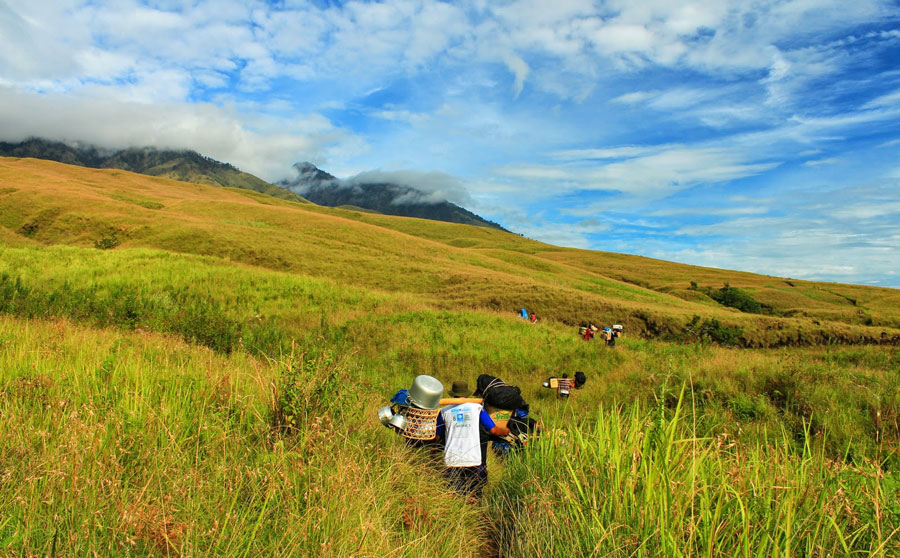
<box><xmin>1</xmin><ymin>139</ymin><xmax>509</xmax><ymax>231</ymax></box>
<box><xmin>280</xmin><ymin>162</ymin><xmax>508</xmax><ymax>232</ymax></box>
<box><xmin>0</xmin><ymin>138</ymin><xmax>307</xmax><ymax>203</ymax></box>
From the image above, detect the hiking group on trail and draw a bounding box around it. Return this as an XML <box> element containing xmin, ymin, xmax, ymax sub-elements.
<box><xmin>379</xmin><ymin>374</ymin><xmax>543</xmax><ymax>500</ymax></box>
<box><xmin>579</xmin><ymin>322</ymin><xmax>623</xmax><ymax>346</ymax></box>
<box><xmin>376</xmin><ymin>312</ymin><xmax>615</xmax><ymax>500</ymax></box>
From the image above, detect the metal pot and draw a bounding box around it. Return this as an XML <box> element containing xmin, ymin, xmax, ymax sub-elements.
<box><xmin>388</xmin><ymin>413</ymin><xmax>408</xmax><ymax>430</ymax></box>
<box><xmin>377</xmin><ymin>406</ymin><xmax>394</xmax><ymax>426</ymax></box>
<box><xmin>407</xmin><ymin>375</ymin><xmax>444</xmax><ymax>410</ymax></box>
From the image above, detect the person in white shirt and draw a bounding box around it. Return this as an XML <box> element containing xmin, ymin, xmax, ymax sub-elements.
<box><xmin>436</xmin><ymin>387</ymin><xmax>510</xmax><ymax>498</ymax></box>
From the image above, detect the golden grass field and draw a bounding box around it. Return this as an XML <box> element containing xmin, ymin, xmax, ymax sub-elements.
<box><xmin>2</xmin><ymin>156</ymin><xmax>898</xmax><ymax>348</ymax></box>
<box><xmin>1</xmin><ymin>156</ymin><xmax>899</xmax><ymax>556</ymax></box>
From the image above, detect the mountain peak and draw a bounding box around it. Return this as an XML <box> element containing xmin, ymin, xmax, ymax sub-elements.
<box><xmin>290</xmin><ymin>162</ymin><xmax>337</xmax><ymax>185</ymax></box>
<box><xmin>279</xmin><ymin>163</ymin><xmax>508</xmax><ymax>231</ymax></box>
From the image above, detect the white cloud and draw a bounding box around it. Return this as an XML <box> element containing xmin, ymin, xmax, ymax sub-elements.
<box><xmin>610</xmin><ymin>90</ymin><xmax>657</xmax><ymax>104</ymax></box>
<box><xmin>650</xmin><ymin>205</ymin><xmax>771</xmax><ymax>217</ymax></box>
<box><xmin>504</xmin><ymin>145</ymin><xmax>781</xmax><ymax>200</ymax></box>
<box><xmin>863</xmin><ymin>88</ymin><xmax>900</xmax><ymax>109</ymax></box>
<box><xmin>803</xmin><ymin>157</ymin><xmax>841</xmax><ymax>166</ymax></box>
<box><xmin>346</xmin><ymin>169</ymin><xmax>473</xmax><ymax>205</ymax></box>
<box><xmin>654</xmin><ymin>181</ymin><xmax>900</xmax><ymax>284</ymax></box>
<box><xmin>0</xmin><ymin>86</ymin><xmax>353</xmax><ymax>181</ymax></box>
<box><xmin>552</xmin><ymin>145</ymin><xmax>666</xmax><ymax>160</ymax></box>
<box><xmin>503</xmin><ymin>54</ymin><xmax>530</xmax><ymax>98</ymax></box>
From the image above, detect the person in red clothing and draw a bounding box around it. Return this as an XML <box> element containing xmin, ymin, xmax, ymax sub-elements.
<box><xmin>581</xmin><ymin>324</ymin><xmax>594</xmax><ymax>341</ymax></box>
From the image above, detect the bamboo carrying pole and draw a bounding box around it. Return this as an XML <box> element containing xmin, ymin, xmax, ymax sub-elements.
<box><xmin>438</xmin><ymin>397</ymin><xmax>483</xmax><ymax>405</ymax></box>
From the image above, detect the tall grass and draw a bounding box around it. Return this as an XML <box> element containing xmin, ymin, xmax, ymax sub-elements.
<box><xmin>0</xmin><ymin>245</ymin><xmax>397</xmax><ymax>357</ymax></box>
<box><xmin>0</xmin><ymin>316</ymin><xmax>485</xmax><ymax>556</ymax></box>
<box><xmin>1</xmin><ymin>240</ymin><xmax>899</xmax><ymax>556</ymax></box>
<box><xmin>487</xmin><ymin>390</ymin><xmax>900</xmax><ymax>557</ymax></box>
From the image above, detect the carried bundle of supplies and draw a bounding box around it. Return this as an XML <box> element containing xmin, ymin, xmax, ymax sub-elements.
<box><xmin>491</xmin><ymin>406</ymin><xmax>540</xmax><ymax>457</ymax></box>
<box><xmin>377</xmin><ymin>375</ymin><xmax>444</xmax><ymax>440</ymax></box>
<box><xmin>473</xmin><ymin>374</ymin><xmax>526</xmax><ymax>411</ymax></box>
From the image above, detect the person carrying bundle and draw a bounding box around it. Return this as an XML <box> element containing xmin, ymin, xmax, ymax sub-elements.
<box><xmin>579</xmin><ymin>322</ymin><xmax>593</xmax><ymax>341</ymax></box>
<box><xmin>436</xmin><ymin>381</ymin><xmax>509</xmax><ymax>499</ymax></box>
<box><xmin>557</xmin><ymin>373</ymin><xmax>572</xmax><ymax>398</ymax></box>
<box><xmin>603</xmin><ymin>327</ymin><xmax>616</xmax><ymax>348</ymax></box>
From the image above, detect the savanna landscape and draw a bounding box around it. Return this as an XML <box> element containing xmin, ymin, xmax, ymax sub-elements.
<box><xmin>1</xmin><ymin>156</ymin><xmax>899</xmax><ymax>556</ymax></box>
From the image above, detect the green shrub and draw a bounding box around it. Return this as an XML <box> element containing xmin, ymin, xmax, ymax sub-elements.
<box><xmin>685</xmin><ymin>315</ymin><xmax>743</xmax><ymax>346</ymax></box>
<box><xmin>0</xmin><ymin>272</ymin><xmax>289</xmax><ymax>356</ymax></box>
<box><xmin>93</xmin><ymin>233</ymin><xmax>120</xmax><ymax>250</ymax></box>
<box><xmin>272</xmin><ymin>350</ymin><xmax>342</xmax><ymax>434</ymax></box>
<box><xmin>709</xmin><ymin>283</ymin><xmax>762</xmax><ymax>313</ymax></box>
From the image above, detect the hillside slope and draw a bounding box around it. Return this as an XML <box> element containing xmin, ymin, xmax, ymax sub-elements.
<box><xmin>0</xmin><ymin>138</ymin><xmax>308</xmax><ymax>203</ymax></box>
<box><xmin>1</xmin><ymin>156</ymin><xmax>898</xmax><ymax>347</ymax></box>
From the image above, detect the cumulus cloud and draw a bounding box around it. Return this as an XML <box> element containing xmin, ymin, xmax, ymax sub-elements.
<box><xmin>279</xmin><ymin>163</ymin><xmax>474</xmax><ymax>206</ymax></box>
<box><xmin>0</xmin><ymin>86</ymin><xmax>351</xmax><ymax>181</ymax></box>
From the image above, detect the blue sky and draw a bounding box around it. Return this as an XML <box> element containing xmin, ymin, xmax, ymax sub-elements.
<box><xmin>1</xmin><ymin>0</ymin><xmax>899</xmax><ymax>286</ymax></box>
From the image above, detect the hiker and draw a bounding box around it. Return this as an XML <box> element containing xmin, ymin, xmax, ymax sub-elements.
<box><xmin>437</xmin><ymin>381</ymin><xmax>509</xmax><ymax>499</ymax></box>
<box><xmin>603</xmin><ymin>327</ymin><xmax>616</xmax><ymax>348</ymax></box>
<box><xmin>581</xmin><ymin>322</ymin><xmax>594</xmax><ymax>341</ymax></box>
<box><xmin>520</xmin><ymin>308</ymin><xmax>529</xmax><ymax>320</ymax></box>
<box><xmin>530</xmin><ymin>312</ymin><xmax>537</xmax><ymax>323</ymax></box>
<box><xmin>557</xmin><ymin>373</ymin><xmax>572</xmax><ymax>398</ymax></box>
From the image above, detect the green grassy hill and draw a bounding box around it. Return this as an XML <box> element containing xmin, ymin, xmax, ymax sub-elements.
<box><xmin>1</xmin><ymin>157</ymin><xmax>898</xmax><ymax>348</ymax></box>
<box><xmin>0</xmin><ymin>139</ymin><xmax>309</xmax><ymax>203</ymax></box>
<box><xmin>1</xmin><ymin>157</ymin><xmax>899</xmax><ymax>556</ymax></box>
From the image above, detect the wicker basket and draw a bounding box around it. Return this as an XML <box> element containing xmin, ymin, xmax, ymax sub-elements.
<box><xmin>400</xmin><ymin>406</ymin><xmax>440</xmax><ymax>440</ymax></box>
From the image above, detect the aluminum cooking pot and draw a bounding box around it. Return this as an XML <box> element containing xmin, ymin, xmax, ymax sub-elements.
<box><xmin>388</xmin><ymin>413</ymin><xmax>408</xmax><ymax>430</ymax></box>
<box><xmin>407</xmin><ymin>375</ymin><xmax>444</xmax><ymax>410</ymax></box>
<box><xmin>377</xmin><ymin>406</ymin><xmax>394</xmax><ymax>426</ymax></box>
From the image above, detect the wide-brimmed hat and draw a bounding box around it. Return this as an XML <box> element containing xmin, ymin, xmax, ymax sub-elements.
<box><xmin>449</xmin><ymin>380</ymin><xmax>470</xmax><ymax>398</ymax></box>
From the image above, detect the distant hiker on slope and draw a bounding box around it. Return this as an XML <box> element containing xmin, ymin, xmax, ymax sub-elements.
<box><xmin>580</xmin><ymin>322</ymin><xmax>594</xmax><ymax>341</ymax></box>
<box><xmin>603</xmin><ymin>327</ymin><xmax>616</xmax><ymax>348</ymax></box>
<box><xmin>520</xmin><ymin>308</ymin><xmax>529</xmax><ymax>320</ymax></box>
<box><xmin>530</xmin><ymin>312</ymin><xmax>537</xmax><ymax>323</ymax></box>
<box><xmin>557</xmin><ymin>373</ymin><xmax>572</xmax><ymax>398</ymax></box>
